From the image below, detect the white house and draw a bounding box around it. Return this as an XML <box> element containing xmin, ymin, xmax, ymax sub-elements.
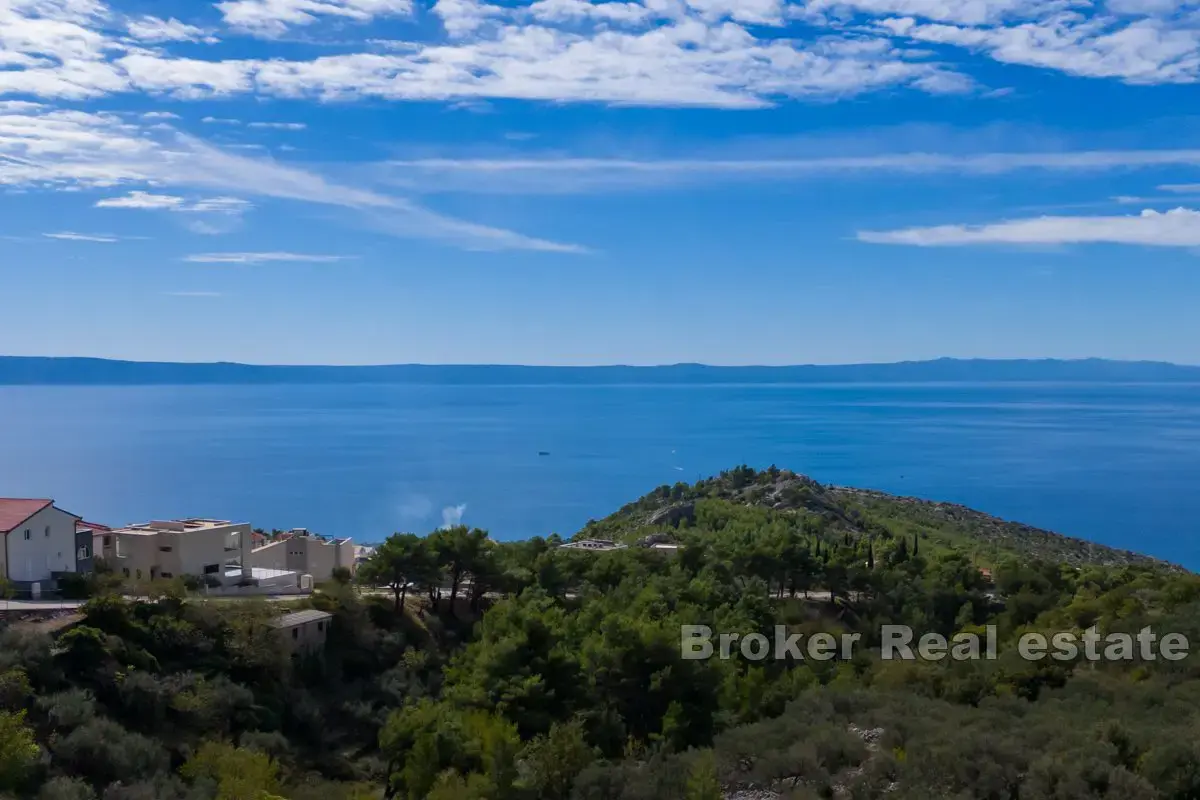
<box><xmin>0</xmin><ymin>499</ymin><xmax>83</xmax><ymax>583</ymax></box>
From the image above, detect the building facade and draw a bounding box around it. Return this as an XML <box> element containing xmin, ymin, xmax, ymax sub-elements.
<box><xmin>250</xmin><ymin>531</ymin><xmax>355</xmax><ymax>581</ymax></box>
<box><xmin>0</xmin><ymin>499</ymin><xmax>83</xmax><ymax>584</ymax></box>
<box><xmin>104</xmin><ymin>519</ymin><xmax>252</xmax><ymax>584</ymax></box>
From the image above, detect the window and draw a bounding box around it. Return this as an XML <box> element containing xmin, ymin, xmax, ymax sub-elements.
<box><xmin>292</xmin><ymin>628</ymin><xmax>299</xmax><ymax>640</ymax></box>
<box><xmin>159</xmin><ymin>546</ymin><xmax>173</xmax><ymax>552</ymax></box>
<box><xmin>104</xmin><ymin>535</ymin><xmax>112</xmax><ymax>546</ymax></box>
<box><xmin>45</xmin><ymin>526</ymin><xmax>50</xmax><ymax>537</ymax></box>
<box><xmin>77</xmin><ymin>545</ymin><xmax>89</xmax><ymax>560</ymax></box>
<box><xmin>23</xmin><ymin>529</ymin><xmax>30</xmax><ymax>541</ymax></box>
<box><xmin>122</xmin><ymin>568</ymin><xmax>130</xmax><ymax>577</ymax></box>
<box><xmin>203</xmin><ymin>564</ymin><xmax>220</xmax><ymax>575</ymax></box>
<box><xmin>317</xmin><ymin>621</ymin><xmax>324</xmax><ymax>632</ymax></box>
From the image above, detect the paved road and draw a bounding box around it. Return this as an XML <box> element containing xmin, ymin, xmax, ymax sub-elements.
<box><xmin>0</xmin><ymin>594</ymin><xmax>300</xmax><ymax>612</ymax></box>
<box><xmin>1</xmin><ymin>599</ymin><xmax>87</xmax><ymax>612</ymax></box>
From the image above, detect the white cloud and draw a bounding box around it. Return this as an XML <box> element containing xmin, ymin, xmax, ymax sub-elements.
<box><xmin>858</xmin><ymin>207</ymin><xmax>1200</xmax><ymax>246</ymax></box>
<box><xmin>247</xmin><ymin>121</ymin><xmax>307</xmax><ymax>129</ymax></box>
<box><xmin>95</xmin><ymin>190</ymin><xmax>254</xmax><ymax>214</ymax></box>
<box><xmin>244</xmin><ymin>28</ymin><xmax>963</xmax><ymax>108</ymax></box>
<box><xmin>95</xmin><ymin>190</ymin><xmax>185</xmax><ymax>209</ymax></box>
<box><xmin>184</xmin><ymin>251</ymin><xmax>352</xmax><ymax>263</ymax></box>
<box><xmin>141</xmin><ymin>111</ymin><xmax>181</xmax><ymax>120</ymax></box>
<box><xmin>125</xmin><ymin>15</ymin><xmax>216</xmax><ymax>43</ymax></box>
<box><xmin>1160</xmin><ymin>182</ymin><xmax>1200</xmax><ymax>192</ymax></box>
<box><xmin>43</xmin><ymin>231</ymin><xmax>120</xmax><ymax>241</ymax></box>
<box><xmin>881</xmin><ymin>14</ymin><xmax>1200</xmax><ymax>85</ymax></box>
<box><xmin>0</xmin><ymin>0</ymin><xmax>969</xmax><ymax>108</ymax></box>
<box><xmin>216</xmin><ymin>0</ymin><xmax>414</xmax><ymax>36</ymax></box>
<box><xmin>1</xmin><ymin>0</ymin><xmax>1200</xmax><ymax>114</ymax></box>
<box><xmin>803</xmin><ymin>0</ymin><xmax>1070</xmax><ymax>26</ymax></box>
<box><xmin>201</xmin><ymin>116</ymin><xmax>243</xmax><ymax>125</ymax></box>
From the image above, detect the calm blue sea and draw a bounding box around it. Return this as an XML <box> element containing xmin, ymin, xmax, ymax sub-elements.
<box><xmin>1</xmin><ymin>382</ymin><xmax>1197</xmax><ymax>567</ymax></box>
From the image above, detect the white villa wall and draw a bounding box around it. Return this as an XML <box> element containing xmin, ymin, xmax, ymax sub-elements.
<box><xmin>249</xmin><ymin>540</ymin><xmax>288</xmax><ymax>571</ymax></box>
<box><xmin>5</xmin><ymin>505</ymin><xmax>80</xmax><ymax>582</ymax></box>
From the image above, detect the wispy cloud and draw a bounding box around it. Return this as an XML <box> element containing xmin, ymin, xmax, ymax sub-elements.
<box><xmin>44</xmin><ymin>232</ymin><xmax>121</xmax><ymax>242</ymax></box>
<box><xmin>96</xmin><ymin>191</ymin><xmax>185</xmax><ymax>210</ymax></box>
<box><xmin>858</xmin><ymin>207</ymin><xmax>1200</xmax><ymax>247</ymax></box>
<box><xmin>95</xmin><ymin>191</ymin><xmax>253</xmax><ymax>215</ymax></box>
<box><xmin>202</xmin><ymin>117</ymin><xmax>242</xmax><ymax>125</ymax></box>
<box><xmin>247</xmin><ymin>121</ymin><xmax>307</xmax><ymax>130</ymax></box>
<box><xmin>126</xmin><ymin>15</ymin><xmax>217</xmax><ymax>44</ymax></box>
<box><xmin>1160</xmin><ymin>184</ymin><xmax>1200</xmax><ymax>193</ymax></box>
<box><xmin>0</xmin><ymin>105</ymin><xmax>584</xmax><ymax>253</ymax></box>
<box><xmin>385</xmin><ymin>149</ymin><xmax>1200</xmax><ymax>194</ymax></box>
<box><xmin>216</xmin><ymin>0</ymin><xmax>413</xmax><ymax>36</ymax></box>
<box><xmin>185</xmin><ymin>252</ymin><xmax>352</xmax><ymax>264</ymax></box>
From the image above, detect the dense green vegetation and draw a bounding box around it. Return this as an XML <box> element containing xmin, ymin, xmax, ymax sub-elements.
<box><xmin>3</xmin><ymin>466</ymin><xmax>1199</xmax><ymax>800</ymax></box>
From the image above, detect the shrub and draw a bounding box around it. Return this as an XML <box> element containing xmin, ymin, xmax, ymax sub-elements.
<box><xmin>0</xmin><ymin>709</ymin><xmax>39</xmax><ymax>793</ymax></box>
<box><xmin>38</xmin><ymin>777</ymin><xmax>96</xmax><ymax>800</ymax></box>
<box><xmin>37</xmin><ymin>689</ymin><xmax>97</xmax><ymax>731</ymax></box>
<box><xmin>54</xmin><ymin>719</ymin><xmax>168</xmax><ymax>788</ymax></box>
<box><xmin>0</xmin><ymin>669</ymin><xmax>31</xmax><ymax>711</ymax></box>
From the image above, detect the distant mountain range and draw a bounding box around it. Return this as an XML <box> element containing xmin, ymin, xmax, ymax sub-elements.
<box><xmin>1</xmin><ymin>356</ymin><xmax>1198</xmax><ymax>385</ymax></box>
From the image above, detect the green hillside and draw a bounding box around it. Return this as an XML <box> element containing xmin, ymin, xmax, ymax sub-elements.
<box><xmin>581</xmin><ymin>466</ymin><xmax>1174</xmax><ymax>571</ymax></box>
<box><xmin>2</xmin><ymin>467</ymin><xmax>1198</xmax><ymax>800</ymax></box>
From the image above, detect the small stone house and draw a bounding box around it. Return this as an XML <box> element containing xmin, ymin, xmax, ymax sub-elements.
<box><xmin>271</xmin><ymin>609</ymin><xmax>333</xmax><ymax>656</ymax></box>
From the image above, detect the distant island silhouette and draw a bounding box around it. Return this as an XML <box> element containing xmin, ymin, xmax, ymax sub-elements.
<box><xmin>1</xmin><ymin>356</ymin><xmax>1198</xmax><ymax>385</ymax></box>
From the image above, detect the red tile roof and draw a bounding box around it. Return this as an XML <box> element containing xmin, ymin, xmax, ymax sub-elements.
<box><xmin>0</xmin><ymin>499</ymin><xmax>53</xmax><ymax>534</ymax></box>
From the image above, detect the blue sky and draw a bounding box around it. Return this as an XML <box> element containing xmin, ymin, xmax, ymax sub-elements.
<box><xmin>3</xmin><ymin>0</ymin><xmax>1200</xmax><ymax>365</ymax></box>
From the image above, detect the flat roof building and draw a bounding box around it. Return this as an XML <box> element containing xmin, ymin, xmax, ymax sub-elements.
<box><xmin>103</xmin><ymin>518</ymin><xmax>252</xmax><ymax>585</ymax></box>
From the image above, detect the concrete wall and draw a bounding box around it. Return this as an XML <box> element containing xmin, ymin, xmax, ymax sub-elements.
<box><xmin>204</xmin><ymin>584</ymin><xmax>311</xmax><ymax>597</ymax></box>
<box><xmin>172</xmin><ymin>524</ymin><xmax>248</xmax><ymax>579</ymax></box>
<box><xmin>5</xmin><ymin>506</ymin><xmax>80</xmax><ymax>582</ymax></box>
<box><xmin>111</xmin><ymin>532</ymin><xmax>160</xmax><ymax>581</ymax></box>
<box><xmin>272</xmin><ymin>536</ymin><xmax>355</xmax><ymax>582</ymax></box>
<box><xmin>335</xmin><ymin>539</ymin><xmax>355</xmax><ymax>574</ymax></box>
<box><xmin>249</xmin><ymin>540</ymin><xmax>287</xmax><ymax>571</ymax></box>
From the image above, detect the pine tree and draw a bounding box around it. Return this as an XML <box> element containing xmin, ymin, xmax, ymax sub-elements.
<box><xmin>867</xmin><ymin>541</ymin><xmax>875</xmax><ymax>570</ymax></box>
<box><xmin>913</xmin><ymin>534</ymin><xmax>920</xmax><ymax>557</ymax></box>
<box><xmin>685</xmin><ymin>751</ymin><xmax>723</xmax><ymax>800</ymax></box>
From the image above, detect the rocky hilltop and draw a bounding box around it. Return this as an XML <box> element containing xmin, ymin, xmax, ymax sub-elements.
<box><xmin>581</xmin><ymin>465</ymin><xmax>1177</xmax><ymax>571</ymax></box>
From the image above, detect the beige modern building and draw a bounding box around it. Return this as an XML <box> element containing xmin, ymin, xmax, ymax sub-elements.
<box><xmin>272</xmin><ymin>609</ymin><xmax>332</xmax><ymax>656</ymax></box>
<box><xmin>101</xmin><ymin>518</ymin><xmax>252</xmax><ymax>584</ymax></box>
<box><xmin>249</xmin><ymin>530</ymin><xmax>355</xmax><ymax>582</ymax></box>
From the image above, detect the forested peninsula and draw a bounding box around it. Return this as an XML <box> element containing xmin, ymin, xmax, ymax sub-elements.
<box><xmin>3</xmin><ymin>467</ymin><xmax>1199</xmax><ymax>800</ymax></box>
